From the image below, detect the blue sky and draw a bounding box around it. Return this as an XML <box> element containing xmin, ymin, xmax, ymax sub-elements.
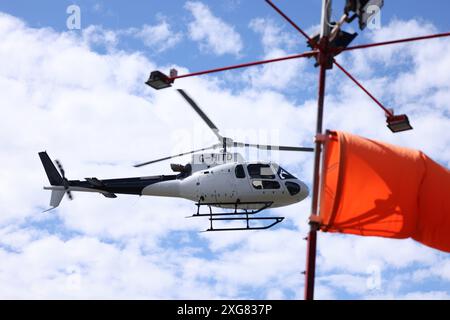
<box><xmin>4</xmin><ymin>0</ymin><xmax>450</xmax><ymax>76</ymax></box>
<box><xmin>0</xmin><ymin>1</ymin><xmax>449</xmax><ymax>299</ymax></box>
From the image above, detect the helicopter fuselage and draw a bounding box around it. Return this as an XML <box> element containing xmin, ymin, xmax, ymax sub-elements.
<box><xmin>143</xmin><ymin>161</ymin><xmax>309</xmax><ymax>209</ymax></box>
<box><xmin>40</xmin><ymin>151</ymin><xmax>308</xmax><ymax>210</ymax></box>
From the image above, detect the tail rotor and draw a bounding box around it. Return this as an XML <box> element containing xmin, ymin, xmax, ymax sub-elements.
<box><xmin>55</xmin><ymin>159</ymin><xmax>73</xmax><ymax>200</ymax></box>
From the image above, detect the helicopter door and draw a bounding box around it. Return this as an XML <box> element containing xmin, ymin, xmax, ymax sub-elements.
<box><xmin>197</xmin><ymin>167</ymin><xmax>235</xmax><ymax>204</ymax></box>
<box><xmin>234</xmin><ymin>164</ymin><xmax>248</xmax><ymax>202</ymax></box>
<box><xmin>214</xmin><ymin>166</ymin><xmax>237</xmax><ymax>203</ymax></box>
<box><xmin>246</xmin><ymin>163</ymin><xmax>281</xmax><ymax>201</ymax></box>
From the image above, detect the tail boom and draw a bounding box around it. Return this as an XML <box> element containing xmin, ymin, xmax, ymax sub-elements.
<box><xmin>39</xmin><ymin>151</ymin><xmax>182</xmax><ymax>211</ymax></box>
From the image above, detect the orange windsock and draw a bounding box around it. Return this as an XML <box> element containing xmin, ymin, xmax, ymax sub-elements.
<box><xmin>319</xmin><ymin>131</ymin><xmax>450</xmax><ymax>253</ymax></box>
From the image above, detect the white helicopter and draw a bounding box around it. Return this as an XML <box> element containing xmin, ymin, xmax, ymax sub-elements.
<box><xmin>39</xmin><ymin>89</ymin><xmax>313</xmax><ymax>231</ymax></box>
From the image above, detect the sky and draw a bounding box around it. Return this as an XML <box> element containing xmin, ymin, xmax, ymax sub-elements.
<box><xmin>0</xmin><ymin>0</ymin><xmax>449</xmax><ymax>299</ymax></box>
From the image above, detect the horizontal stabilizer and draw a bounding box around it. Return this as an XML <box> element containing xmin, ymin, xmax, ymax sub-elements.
<box><xmin>50</xmin><ymin>190</ymin><xmax>65</xmax><ymax>207</ymax></box>
<box><xmin>42</xmin><ymin>189</ymin><xmax>65</xmax><ymax>212</ymax></box>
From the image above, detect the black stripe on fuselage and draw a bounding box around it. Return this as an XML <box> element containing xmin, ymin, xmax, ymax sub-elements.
<box><xmin>68</xmin><ymin>175</ymin><xmax>178</xmax><ymax>195</ymax></box>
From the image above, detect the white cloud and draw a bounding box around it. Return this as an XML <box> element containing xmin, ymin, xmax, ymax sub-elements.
<box><xmin>0</xmin><ymin>10</ymin><xmax>449</xmax><ymax>300</ymax></box>
<box><xmin>342</xmin><ymin>19</ymin><xmax>436</xmax><ymax>75</ymax></box>
<box><xmin>368</xmin><ymin>291</ymin><xmax>450</xmax><ymax>300</ymax></box>
<box><xmin>82</xmin><ymin>25</ymin><xmax>118</xmax><ymax>50</ymax></box>
<box><xmin>249</xmin><ymin>18</ymin><xmax>299</xmax><ymax>52</ymax></box>
<box><xmin>314</xmin><ymin>285</ymin><xmax>337</xmax><ymax>300</ymax></box>
<box><xmin>317</xmin><ymin>235</ymin><xmax>438</xmax><ymax>274</ymax></box>
<box><xmin>242</xmin><ymin>18</ymin><xmax>310</xmax><ymax>90</ymax></box>
<box><xmin>185</xmin><ymin>1</ymin><xmax>243</xmax><ymax>56</ymax></box>
<box><xmin>412</xmin><ymin>259</ymin><xmax>450</xmax><ymax>283</ymax></box>
<box><xmin>125</xmin><ymin>19</ymin><xmax>183</xmax><ymax>52</ymax></box>
<box><xmin>0</xmin><ymin>235</ymin><xmax>178</xmax><ymax>299</ymax></box>
<box><xmin>80</xmin><ymin>19</ymin><xmax>183</xmax><ymax>53</ymax></box>
<box><xmin>319</xmin><ymin>274</ymin><xmax>370</xmax><ymax>295</ymax></box>
<box><xmin>402</xmin><ymin>291</ymin><xmax>450</xmax><ymax>300</ymax></box>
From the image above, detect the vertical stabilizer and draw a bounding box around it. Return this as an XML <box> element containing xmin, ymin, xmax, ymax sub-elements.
<box><xmin>38</xmin><ymin>152</ymin><xmax>63</xmax><ymax>186</ymax></box>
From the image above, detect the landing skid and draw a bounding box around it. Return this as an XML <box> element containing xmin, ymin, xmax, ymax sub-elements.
<box><xmin>191</xmin><ymin>201</ymin><xmax>284</xmax><ymax>231</ymax></box>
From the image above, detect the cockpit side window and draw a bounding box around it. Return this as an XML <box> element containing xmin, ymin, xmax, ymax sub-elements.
<box><xmin>251</xmin><ymin>180</ymin><xmax>280</xmax><ymax>190</ymax></box>
<box><xmin>277</xmin><ymin>166</ymin><xmax>297</xmax><ymax>180</ymax></box>
<box><xmin>262</xmin><ymin>180</ymin><xmax>280</xmax><ymax>189</ymax></box>
<box><xmin>247</xmin><ymin>164</ymin><xmax>275</xmax><ymax>179</ymax></box>
<box><xmin>252</xmin><ymin>180</ymin><xmax>263</xmax><ymax>189</ymax></box>
<box><xmin>235</xmin><ymin>164</ymin><xmax>246</xmax><ymax>178</ymax></box>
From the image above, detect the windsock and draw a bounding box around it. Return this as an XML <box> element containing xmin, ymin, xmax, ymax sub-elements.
<box><xmin>319</xmin><ymin>131</ymin><xmax>450</xmax><ymax>253</ymax></box>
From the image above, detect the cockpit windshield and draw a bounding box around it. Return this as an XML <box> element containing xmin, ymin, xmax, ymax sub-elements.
<box><xmin>277</xmin><ymin>166</ymin><xmax>297</xmax><ymax>180</ymax></box>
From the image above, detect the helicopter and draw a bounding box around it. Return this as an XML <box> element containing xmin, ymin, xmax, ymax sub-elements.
<box><xmin>39</xmin><ymin>89</ymin><xmax>314</xmax><ymax>231</ymax></box>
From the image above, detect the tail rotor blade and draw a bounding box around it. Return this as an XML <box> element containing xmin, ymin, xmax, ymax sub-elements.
<box><xmin>55</xmin><ymin>160</ymin><xmax>66</xmax><ymax>178</ymax></box>
<box><xmin>54</xmin><ymin>159</ymin><xmax>73</xmax><ymax>199</ymax></box>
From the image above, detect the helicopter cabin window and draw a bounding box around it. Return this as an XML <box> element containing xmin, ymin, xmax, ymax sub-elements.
<box><xmin>235</xmin><ymin>164</ymin><xmax>246</xmax><ymax>178</ymax></box>
<box><xmin>252</xmin><ymin>180</ymin><xmax>280</xmax><ymax>190</ymax></box>
<box><xmin>247</xmin><ymin>164</ymin><xmax>276</xmax><ymax>179</ymax></box>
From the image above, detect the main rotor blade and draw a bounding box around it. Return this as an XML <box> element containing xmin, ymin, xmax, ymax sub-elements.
<box><xmin>233</xmin><ymin>142</ymin><xmax>314</xmax><ymax>152</ymax></box>
<box><xmin>134</xmin><ymin>144</ymin><xmax>220</xmax><ymax>168</ymax></box>
<box><xmin>177</xmin><ymin>89</ymin><xmax>223</xmax><ymax>141</ymax></box>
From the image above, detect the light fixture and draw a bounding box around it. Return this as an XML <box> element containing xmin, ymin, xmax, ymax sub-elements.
<box><xmin>386</xmin><ymin>114</ymin><xmax>413</xmax><ymax>133</ymax></box>
<box><xmin>145</xmin><ymin>70</ymin><xmax>173</xmax><ymax>90</ymax></box>
<box><xmin>307</xmin><ymin>30</ymin><xmax>358</xmax><ymax>68</ymax></box>
<box><xmin>344</xmin><ymin>0</ymin><xmax>384</xmax><ymax>30</ymax></box>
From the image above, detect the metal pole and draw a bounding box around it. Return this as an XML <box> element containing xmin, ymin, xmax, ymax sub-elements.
<box><xmin>304</xmin><ymin>0</ymin><xmax>331</xmax><ymax>301</ymax></box>
<box><xmin>169</xmin><ymin>51</ymin><xmax>317</xmax><ymax>81</ymax></box>
<box><xmin>333</xmin><ymin>60</ymin><xmax>394</xmax><ymax>116</ymax></box>
<box><xmin>342</xmin><ymin>31</ymin><xmax>450</xmax><ymax>52</ymax></box>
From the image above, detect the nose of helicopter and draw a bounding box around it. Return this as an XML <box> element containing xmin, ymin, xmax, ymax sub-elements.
<box><xmin>283</xmin><ymin>179</ymin><xmax>309</xmax><ymax>205</ymax></box>
<box><xmin>296</xmin><ymin>179</ymin><xmax>309</xmax><ymax>201</ymax></box>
